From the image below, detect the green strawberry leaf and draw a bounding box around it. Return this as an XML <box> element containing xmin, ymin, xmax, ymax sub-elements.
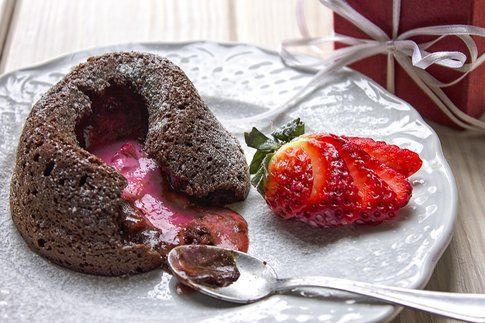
<box><xmin>271</xmin><ymin>118</ymin><xmax>305</xmax><ymax>142</ymax></box>
<box><xmin>250</xmin><ymin>153</ymin><xmax>273</xmax><ymax>196</ymax></box>
<box><xmin>249</xmin><ymin>150</ymin><xmax>267</xmax><ymax>174</ymax></box>
<box><xmin>244</xmin><ymin>127</ymin><xmax>280</xmax><ymax>151</ymax></box>
<box><xmin>245</xmin><ymin>118</ymin><xmax>306</xmax><ymax>197</ymax></box>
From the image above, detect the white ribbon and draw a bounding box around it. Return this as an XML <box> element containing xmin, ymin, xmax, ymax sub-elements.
<box><xmin>225</xmin><ymin>0</ymin><xmax>485</xmax><ymax>131</ymax></box>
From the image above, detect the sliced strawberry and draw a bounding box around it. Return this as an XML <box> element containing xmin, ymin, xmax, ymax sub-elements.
<box><xmin>265</xmin><ymin>143</ymin><xmax>313</xmax><ymax>219</ymax></box>
<box><xmin>346</xmin><ymin>137</ymin><xmax>422</xmax><ymax>177</ymax></box>
<box><xmin>298</xmin><ymin>138</ymin><xmax>361</xmax><ymax>227</ymax></box>
<box><xmin>245</xmin><ymin>119</ymin><xmax>417</xmax><ymax>228</ymax></box>
<box><xmin>319</xmin><ymin>135</ymin><xmax>400</xmax><ymax>224</ymax></box>
<box><xmin>328</xmin><ymin>136</ymin><xmax>412</xmax><ymax>209</ymax></box>
<box><xmin>360</xmin><ymin>155</ymin><xmax>412</xmax><ymax>209</ymax></box>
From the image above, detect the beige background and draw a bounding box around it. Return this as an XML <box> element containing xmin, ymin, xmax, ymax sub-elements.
<box><xmin>0</xmin><ymin>1</ymin><xmax>483</xmax><ymax>322</ymax></box>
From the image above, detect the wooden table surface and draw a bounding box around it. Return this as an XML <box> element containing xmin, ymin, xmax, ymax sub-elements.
<box><xmin>1</xmin><ymin>1</ymin><xmax>483</xmax><ymax>322</ymax></box>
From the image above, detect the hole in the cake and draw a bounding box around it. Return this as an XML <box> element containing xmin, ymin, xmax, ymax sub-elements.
<box><xmin>73</xmin><ymin>83</ymin><xmax>249</xmax><ymax>261</ymax></box>
<box><xmin>37</xmin><ymin>239</ymin><xmax>46</xmax><ymax>248</ymax></box>
<box><xmin>33</xmin><ymin>153</ymin><xmax>40</xmax><ymax>162</ymax></box>
<box><xmin>79</xmin><ymin>175</ymin><xmax>88</xmax><ymax>187</ymax></box>
<box><xmin>43</xmin><ymin>161</ymin><xmax>55</xmax><ymax>176</ymax></box>
<box><xmin>58</xmin><ymin>178</ymin><xmax>65</xmax><ymax>186</ymax></box>
<box><xmin>75</xmin><ymin>83</ymin><xmax>149</xmax><ymax>149</ymax></box>
<box><xmin>136</xmin><ymin>267</ymin><xmax>143</xmax><ymax>273</ymax></box>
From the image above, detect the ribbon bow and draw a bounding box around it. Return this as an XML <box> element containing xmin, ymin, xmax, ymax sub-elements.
<box><xmin>227</xmin><ymin>0</ymin><xmax>485</xmax><ymax>131</ymax></box>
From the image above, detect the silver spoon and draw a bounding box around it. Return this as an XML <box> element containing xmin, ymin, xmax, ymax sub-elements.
<box><xmin>168</xmin><ymin>245</ymin><xmax>485</xmax><ymax>322</ymax></box>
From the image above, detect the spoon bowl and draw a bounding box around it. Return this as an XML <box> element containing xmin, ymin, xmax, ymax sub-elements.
<box><xmin>168</xmin><ymin>245</ymin><xmax>277</xmax><ymax>303</ymax></box>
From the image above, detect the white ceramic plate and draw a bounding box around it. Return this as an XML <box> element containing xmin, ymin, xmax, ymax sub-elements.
<box><xmin>0</xmin><ymin>41</ymin><xmax>457</xmax><ymax>323</ymax></box>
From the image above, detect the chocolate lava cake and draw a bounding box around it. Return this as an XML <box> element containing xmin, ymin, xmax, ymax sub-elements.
<box><xmin>10</xmin><ymin>52</ymin><xmax>250</xmax><ymax>276</ymax></box>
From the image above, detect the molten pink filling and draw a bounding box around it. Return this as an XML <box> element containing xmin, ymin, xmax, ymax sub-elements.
<box><xmin>77</xmin><ymin>85</ymin><xmax>247</xmax><ymax>254</ymax></box>
<box><xmin>89</xmin><ymin>140</ymin><xmax>248</xmax><ymax>252</ymax></box>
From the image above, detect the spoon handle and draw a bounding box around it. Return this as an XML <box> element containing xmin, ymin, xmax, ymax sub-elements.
<box><xmin>275</xmin><ymin>276</ymin><xmax>485</xmax><ymax>322</ymax></box>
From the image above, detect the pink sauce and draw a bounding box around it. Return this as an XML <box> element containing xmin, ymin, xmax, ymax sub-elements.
<box><xmin>77</xmin><ymin>85</ymin><xmax>248</xmax><ymax>254</ymax></box>
<box><xmin>89</xmin><ymin>140</ymin><xmax>249</xmax><ymax>252</ymax></box>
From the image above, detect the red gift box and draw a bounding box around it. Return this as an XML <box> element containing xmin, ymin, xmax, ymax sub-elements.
<box><xmin>333</xmin><ymin>0</ymin><xmax>485</xmax><ymax>128</ymax></box>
